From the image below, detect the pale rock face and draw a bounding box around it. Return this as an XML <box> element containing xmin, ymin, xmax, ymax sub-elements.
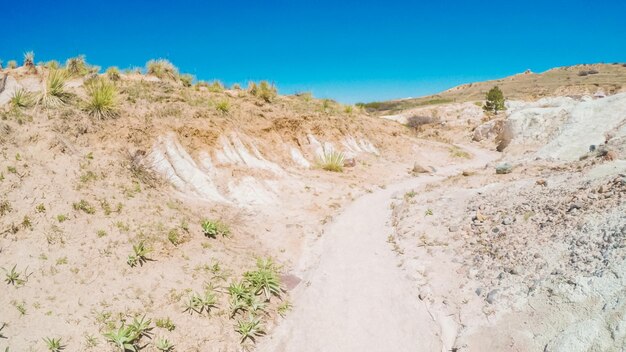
<box><xmin>505</xmin><ymin>93</ymin><xmax>626</xmax><ymax>161</ymax></box>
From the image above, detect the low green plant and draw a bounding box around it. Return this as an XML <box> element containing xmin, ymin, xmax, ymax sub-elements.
<box><xmin>10</xmin><ymin>88</ymin><xmax>35</xmax><ymax>109</ymax></box>
<box><xmin>244</xmin><ymin>258</ymin><xmax>282</xmax><ymax>300</ymax></box>
<box><xmin>235</xmin><ymin>314</ymin><xmax>265</xmax><ymax>344</ymax></box>
<box><xmin>146</xmin><ymin>59</ymin><xmax>178</xmax><ymax>80</ymax></box>
<box><xmin>84</xmin><ymin>78</ymin><xmax>118</xmax><ymax>119</ymax></box>
<box><xmin>42</xmin><ymin>337</ymin><xmax>64</xmax><ymax>352</ymax></box>
<box><xmin>36</xmin><ymin>203</ymin><xmax>46</xmax><ymax>213</ymax></box>
<box><xmin>167</xmin><ymin>229</ymin><xmax>181</xmax><ymax>246</ymax></box>
<box><xmin>103</xmin><ymin>324</ymin><xmax>139</xmax><ymax>352</ymax></box>
<box><xmin>40</xmin><ymin>69</ymin><xmax>70</xmax><ymax>107</ymax></box>
<box><xmin>155</xmin><ymin>317</ymin><xmax>175</xmax><ymax>331</ymax></box>
<box><xmin>73</xmin><ymin>200</ymin><xmax>96</xmax><ymax>214</ymax></box>
<box><xmin>201</xmin><ymin>220</ymin><xmax>230</xmax><ymax>238</ymax></box>
<box><xmin>129</xmin><ymin>315</ymin><xmax>152</xmax><ymax>339</ymax></box>
<box><xmin>277</xmin><ymin>300</ymin><xmax>293</xmax><ymax>317</ymax></box>
<box><xmin>183</xmin><ymin>288</ymin><xmax>218</xmax><ymax>315</ymax></box>
<box><xmin>4</xmin><ymin>265</ymin><xmax>25</xmax><ymax>286</ymax></box>
<box><xmin>106</xmin><ymin>67</ymin><xmax>121</xmax><ymax>81</ymax></box>
<box><xmin>56</xmin><ymin>214</ymin><xmax>68</xmax><ymax>222</ymax></box>
<box><xmin>317</xmin><ymin>150</ymin><xmax>345</xmax><ymax>172</ymax></box>
<box><xmin>127</xmin><ymin>241</ymin><xmax>151</xmax><ymax>267</ymax></box>
<box><xmin>154</xmin><ymin>337</ymin><xmax>174</xmax><ymax>352</ymax></box>
<box><xmin>97</xmin><ymin>230</ymin><xmax>108</xmax><ymax>238</ymax></box>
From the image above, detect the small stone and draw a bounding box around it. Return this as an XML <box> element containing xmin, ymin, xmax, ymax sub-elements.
<box><xmin>343</xmin><ymin>158</ymin><xmax>356</xmax><ymax>168</ymax></box>
<box><xmin>486</xmin><ymin>289</ymin><xmax>499</xmax><ymax>304</ymax></box>
<box><xmin>502</xmin><ymin>216</ymin><xmax>514</xmax><ymax>225</ymax></box>
<box><xmin>567</xmin><ymin>203</ymin><xmax>582</xmax><ymax>212</ymax></box>
<box><xmin>448</xmin><ymin>225</ymin><xmax>459</xmax><ymax>232</ymax></box>
<box><xmin>411</xmin><ymin>162</ymin><xmax>429</xmax><ymax>174</ymax></box>
<box><xmin>496</xmin><ymin>163</ymin><xmax>513</xmax><ymax>174</ymax></box>
<box><xmin>535</xmin><ymin>179</ymin><xmax>547</xmax><ymax>187</ymax></box>
<box><xmin>475</xmin><ymin>288</ymin><xmax>482</xmax><ymax>296</ymax></box>
<box><xmin>492</xmin><ymin>227</ymin><xmax>500</xmax><ymax>234</ymax></box>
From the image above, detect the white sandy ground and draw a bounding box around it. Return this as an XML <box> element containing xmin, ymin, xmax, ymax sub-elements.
<box><xmin>258</xmin><ymin>145</ymin><xmax>498</xmax><ymax>352</ymax></box>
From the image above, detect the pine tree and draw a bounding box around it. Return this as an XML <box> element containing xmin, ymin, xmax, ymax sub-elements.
<box><xmin>483</xmin><ymin>86</ymin><xmax>505</xmax><ymax>114</ymax></box>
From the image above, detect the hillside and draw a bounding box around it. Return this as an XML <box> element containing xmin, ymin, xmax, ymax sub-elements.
<box><xmin>2</xmin><ymin>55</ymin><xmax>626</xmax><ymax>352</ymax></box>
<box><xmin>361</xmin><ymin>63</ymin><xmax>626</xmax><ymax>113</ymax></box>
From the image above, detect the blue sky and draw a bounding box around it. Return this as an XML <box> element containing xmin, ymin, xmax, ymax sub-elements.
<box><xmin>2</xmin><ymin>0</ymin><xmax>625</xmax><ymax>103</ymax></box>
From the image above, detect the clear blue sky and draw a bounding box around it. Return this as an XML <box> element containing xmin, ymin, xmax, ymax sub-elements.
<box><xmin>2</xmin><ymin>0</ymin><xmax>625</xmax><ymax>103</ymax></box>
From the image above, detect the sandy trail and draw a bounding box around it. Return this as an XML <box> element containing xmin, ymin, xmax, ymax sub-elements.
<box><xmin>259</xmin><ymin>145</ymin><xmax>498</xmax><ymax>352</ymax></box>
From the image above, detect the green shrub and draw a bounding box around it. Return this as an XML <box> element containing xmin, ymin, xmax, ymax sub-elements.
<box><xmin>84</xmin><ymin>78</ymin><xmax>118</xmax><ymax>119</ymax></box>
<box><xmin>483</xmin><ymin>86</ymin><xmax>505</xmax><ymax>114</ymax></box>
<box><xmin>106</xmin><ymin>67</ymin><xmax>121</xmax><ymax>81</ymax></box>
<box><xmin>146</xmin><ymin>59</ymin><xmax>178</xmax><ymax>80</ymax></box>
<box><xmin>201</xmin><ymin>220</ymin><xmax>230</xmax><ymax>238</ymax></box>
<box><xmin>317</xmin><ymin>150</ymin><xmax>345</xmax><ymax>172</ymax></box>
<box><xmin>40</xmin><ymin>69</ymin><xmax>71</xmax><ymax>107</ymax></box>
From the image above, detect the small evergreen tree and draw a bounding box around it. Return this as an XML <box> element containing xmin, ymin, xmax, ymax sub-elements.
<box><xmin>483</xmin><ymin>86</ymin><xmax>505</xmax><ymax>114</ymax></box>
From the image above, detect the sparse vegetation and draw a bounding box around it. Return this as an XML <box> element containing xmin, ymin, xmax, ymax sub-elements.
<box><xmin>103</xmin><ymin>323</ymin><xmax>139</xmax><ymax>352</ymax></box>
<box><xmin>4</xmin><ymin>265</ymin><xmax>26</xmax><ymax>286</ymax></box>
<box><xmin>127</xmin><ymin>241</ymin><xmax>151</xmax><ymax>267</ymax></box>
<box><xmin>7</xmin><ymin>60</ymin><xmax>18</xmax><ymax>69</ymax></box>
<box><xmin>73</xmin><ymin>199</ymin><xmax>96</xmax><ymax>214</ymax></box>
<box><xmin>155</xmin><ymin>337</ymin><xmax>174</xmax><ymax>351</ymax></box>
<box><xmin>146</xmin><ymin>59</ymin><xmax>178</xmax><ymax>80</ymax></box>
<box><xmin>106</xmin><ymin>67</ymin><xmax>121</xmax><ymax>81</ymax></box>
<box><xmin>56</xmin><ymin>214</ymin><xmax>68</xmax><ymax>222</ymax></box>
<box><xmin>179</xmin><ymin>73</ymin><xmax>193</xmax><ymax>87</ymax></box>
<box><xmin>201</xmin><ymin>220</ymin><xmax>230</xmax><ymax>238</ymax></box>
<box><xmin>244</xmin><ymin>258</ymin><xmax>282</xmax><ymax>300</ymax></box>
<box><xmin>249</xmin><ymin>81</ymin><xmax>277</xmax><ymax>102</ymax></box>
<box><xmin>42</xmin><ymin>337</ymin><xmax>64</xmax><ymax>352</ymax></box>
<box><xmin>215</xmin><ymin>100</ymin><xmax>230</xmax><ymax>114</ymax></box>
<box><xmin>183</xmin><ymin>287</ymin><xmax>218</xmax><ymax>315</ymax></box>
<box><xmin>235</xmin><ymin>314</ymin><xmax>265</xmax><ymax>343</ymax></box>
<box><xmin>155</xmin><ymin>317</ymin><xmax>175</xmax><ymax>331</ymax></box>
<box><xmin>317</xmin><ymin>150</ymin><xmax>345</xmax><ymax>172</ymax></box>
<box><xmin>84</xmin><ymin>78</ymin><xmax>119</xmax><ymax>119</ymax></box>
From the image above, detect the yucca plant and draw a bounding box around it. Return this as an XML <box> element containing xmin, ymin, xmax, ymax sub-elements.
<box><xmin>146</xmin><ymin>59</ymin><xmax>178</xmax><ymax>80</ymax></box>
<box><xmin>201</xmin><ymin>219</ymin><xmax>230</xmax><ymax>238</ymax></box>
<box><xmin>65</xmin><ymin>55</ymin><xmax>88</xmax><ymax>76</ymax></box>
<box><xmin>103</xmin><ymin>324</ymin><xmax>139</xmax><ymax>352</ymax></box>
<box><xmin>10</xmin><ymin>88</ymin><xmax>35</xmax><ymax>109</ymax></box>
<box><xmin>317</xmin><ymin>150</ymin><xmax>345</xmax><ymax>172</ymax></box>
<box><xmin>106</xmin><ymin>67</ymin><xmax>121</xmax><ymax>81</ymax></box>
<box><xmin>7</xmin><ymin>60</ymin><xmax>17</xmax><ymax>69</ymax></box>
<box><xmin>23</xmin><ymin>51</ymin><xmax>35</xmax><ymax>68</ymax></box>
<box><xmin>42</xmin><ymin>337</ymin><xmax>64</xmax><ymax>352</ymax></box>
<box><xmin>40</xmin><ymin>69</ymin><xmax>71</xmax><ymax>108</ymax></box>
<box><xmin>183</xmin><ymin>289</ymin><xmax>218</xmax><ymax>315</ymax></box>
<box><xmin>235</xmin><ymin>315</ymin><xmax>265</xmax><ymax>344</ymax></box>
<box><xmin>154</xmin><ymin>337</ymin><xmax>174</xmax><ymax>352</ymax></box>
<box><xmin>4</xmin><ymin>265</ymin><xmax>25</xmax><ymax>286</ymax></box>
<box><xmin>84</xmin><ymin>78</ymin><xmax>118</xmax><ymax>119</ymax></box>
<box><xmin>128</xmin><ymin>315</ymin><xmax>153</xmax><ymax>339</ymax></box>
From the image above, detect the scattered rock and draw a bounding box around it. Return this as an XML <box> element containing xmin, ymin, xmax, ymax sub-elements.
<box><xmin>448</xmin><ymin>225</ymin><xmax>459</xmax><ymax>232</ymax></box>
<box><xmin>486</xmin><ymin>289</ymin><xmax>499</xmax><ymax>304</ymax></box>
<box><xmin>343</xmin><ymin>158</ymin><xmax>356</xmax><ymax>168</ymax></box>
<box><xmin>410</xmin><ymin>162</ymin><xmax>430</xmax><ymax>174</ymax></box>
<box><xmin>536</xmin><ymin>179</ymin><xmax>547</xmax><ymax>187</ymax></box>
<box><xmin>567</xmin><ymin>203</ymin><xmax>582</xmax><ymax>212</ymax></box>
<box><xmin>502</xmin><ymin>216</ymin><xmax>514</xmax><ymax>225</ymax></box>
<box><xmin>475</xmin><ymin>287</ymin><xmax>483</xmax><ymax>296</ymax></box>
<box><xmin>496</xmin><ymin>163</ymin><xmax>513</xmax><ymax>174</ymax></box>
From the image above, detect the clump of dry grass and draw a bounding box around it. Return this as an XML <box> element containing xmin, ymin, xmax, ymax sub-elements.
<box><xmin>106</xmin><ymin>67</ymin><xmax>121</xmax><ymax>81</ymax></box>
<box><xmin>10</xmin><ymin>88</ymin><xmax>35</xmax><ymax>109</ymax></box>
<box><xmin>248</xmin><ymin>81</ymin><xmax>277</xmax><ymax>102</ymax></box>
<box><xmin>66</xmin><ymin>55</ymin><xmax>89</xmax><ymax>76</ymax></box>
<box><xmin>317</xmin><ymin>150</ymin><xmax>345</xmax><ymax>172</ymax></box>
<box><xmin>146</xmin><ymin>59</ymin><xmax>179</xmax><ymax>80</ymax></box>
